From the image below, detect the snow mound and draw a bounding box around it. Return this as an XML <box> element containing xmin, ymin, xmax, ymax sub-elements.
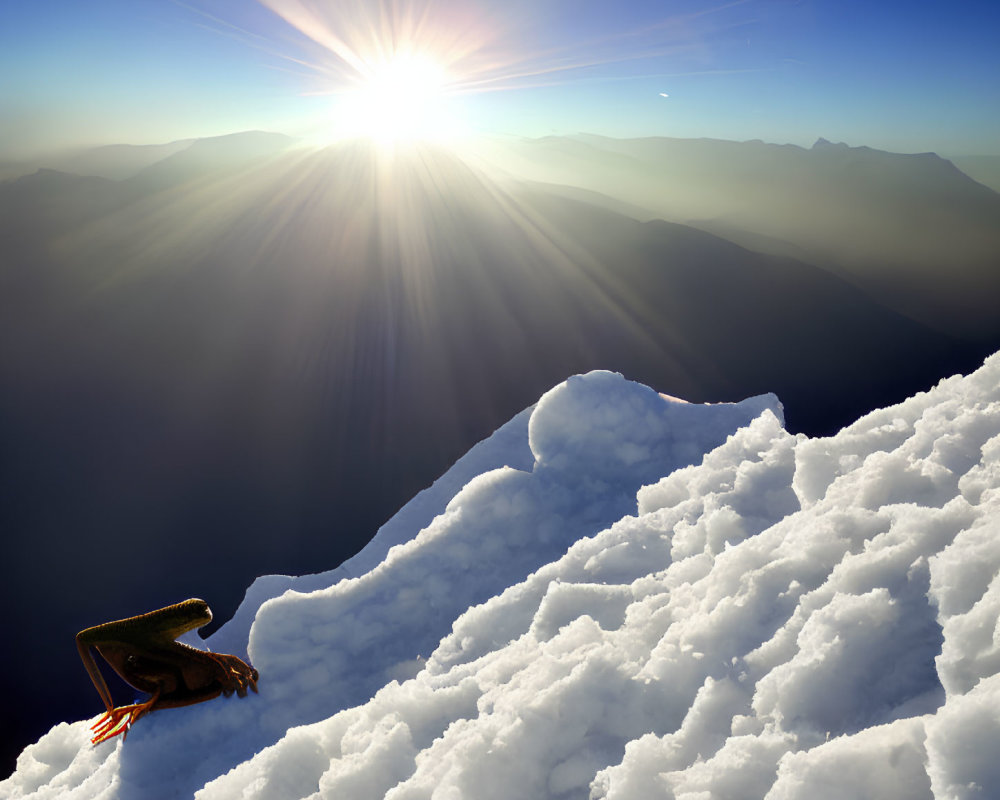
<box><xmin>4</xmin><ymin>358</ymin><xmax>1000</xmax><ymax>799</ymax></box>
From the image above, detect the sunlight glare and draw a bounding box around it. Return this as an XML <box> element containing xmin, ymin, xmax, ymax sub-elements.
<box><xmin>334</xmin><ymin>55</ymin><xmax>464</xmax><ymax>145</ymax></box>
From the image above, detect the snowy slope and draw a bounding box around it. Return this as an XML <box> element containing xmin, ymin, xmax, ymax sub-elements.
<box><xmin>4</xmin><ymin>358</ymin><xmax>1000</xmax><ymax>799</ymax></box>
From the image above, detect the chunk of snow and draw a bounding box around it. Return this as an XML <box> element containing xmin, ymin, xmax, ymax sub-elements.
<box><xmin>4</xmin><ymin>356</ymin><xmax>1000</xmax><ymax>799</ymax></box>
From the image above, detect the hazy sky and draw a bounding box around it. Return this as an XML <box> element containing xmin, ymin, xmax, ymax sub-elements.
<box><xmin>2</xmin><ymin>0</ymin><xmax>998</xmax><ymax>158</ymax></box>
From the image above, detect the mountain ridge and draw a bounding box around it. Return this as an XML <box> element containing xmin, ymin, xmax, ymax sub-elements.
<box><xmin>503</xmin><ymin>132</ymin><xmax>1000</xmax><ymax>338</ymax></box>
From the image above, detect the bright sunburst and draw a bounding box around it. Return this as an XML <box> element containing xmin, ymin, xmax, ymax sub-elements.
<box><xmin>248</xmin><ymin>0</ymin><xmax>722</xmax><ymax>149</ymax></box>
<box><xmin>336</xmin><ymin>54</ymin><xmax>461</xmax><ymax>144</ymax></box>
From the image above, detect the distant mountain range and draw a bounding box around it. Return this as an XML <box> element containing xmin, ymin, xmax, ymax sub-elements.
<box><xmin>951</xmin><ymin>154</ymin><xmax>1000</xmax><ymax>194</ymax></box>
<box><xmin>1</xmin><ymin>130</ymin><xmax>998</xmax><ymax>776</ymax></box>
<box><xmin>495</xmin><ymin>134</ymin><xmax>1000</xmax><ymax>338</ymax></box>
<box><xmin>5</xmin><ymin>129</ymin><xmax>999</xmax><ymax>338</ymax></box>
<box><xmin>0</xmin><ymin>130</ymin><xmax>294</xmax><ymax>182</ymax></box>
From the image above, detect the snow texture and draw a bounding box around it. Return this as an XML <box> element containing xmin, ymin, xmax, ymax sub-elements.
<box><xmin>4</xmin><ymin>357</ymin><xmax>1000</xmax><ymax>800</ymax></box>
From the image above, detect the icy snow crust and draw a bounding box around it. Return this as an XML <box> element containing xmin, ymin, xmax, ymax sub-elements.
<box><xmin>5</xmin><ymin>360</ymin><xmax>1000</xmax><ymax>799</ymax></box>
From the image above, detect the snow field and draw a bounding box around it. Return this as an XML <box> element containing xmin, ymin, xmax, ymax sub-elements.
<box><xmin>4</xmin><ymin>356</ymin><xmax>999</xmax><ymax>799</ymax></box>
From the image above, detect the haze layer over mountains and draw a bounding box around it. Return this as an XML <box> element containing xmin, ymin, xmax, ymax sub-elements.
<box><xmin>1</xmin><ymin>131</ymin><xmax>998</xmax><ymax>774</ymax></box>
<box><xmin>494</xmin><ymin>135</ymin><xmax>1000</xmax><ymax>339</ymax></box>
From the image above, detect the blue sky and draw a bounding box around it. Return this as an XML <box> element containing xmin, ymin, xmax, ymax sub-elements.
<box><xmin>2</xmin><ymin>0</ymin><xmax>998</xmax><ymax>157</ymax></box>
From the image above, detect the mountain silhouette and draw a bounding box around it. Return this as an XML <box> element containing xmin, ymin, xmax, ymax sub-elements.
<box><xmin>501</xmin><ymin>134</ymin><xmax>1000</xmax><ymax>338</ymax></box>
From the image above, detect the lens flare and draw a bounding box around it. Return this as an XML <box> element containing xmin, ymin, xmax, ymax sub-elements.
<box><xmin>333</xmin><ymin>54</ymin><xmax>465</xmax><ymax>144</ymax></box>
<box><xmin>227</xmin><ymin>0</ymin><xmax>750</xmax><ymax>146</ymax></box>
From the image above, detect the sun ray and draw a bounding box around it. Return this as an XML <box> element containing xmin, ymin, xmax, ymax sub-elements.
<box><xmin>184</xmin><ymin>0</ymin><xmax>754</xmax><ymax>146</ymax></box>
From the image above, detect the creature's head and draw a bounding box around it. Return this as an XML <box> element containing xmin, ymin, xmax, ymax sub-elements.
<box><xmin>157</xmin><ymin>598</ymin><xmax>213</xmax><ymax>639</ymax></box>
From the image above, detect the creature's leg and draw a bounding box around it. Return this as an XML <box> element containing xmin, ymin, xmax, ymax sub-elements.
<box><xmin>90</xmin><ymin>689</ymin><xmax>161</xmax><ymax>745</ymax></box>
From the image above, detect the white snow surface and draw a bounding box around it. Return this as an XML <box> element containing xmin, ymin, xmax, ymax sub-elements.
<box><xmin>5</xmin><ymin>360</ymin><xmax>1000</xmax><ymax>800</ymax></box>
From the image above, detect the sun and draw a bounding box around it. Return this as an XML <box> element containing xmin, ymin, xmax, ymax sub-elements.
<box><xmin>334</xmin><ymin>54</ymin><xmax>464</xmax><ymax>145</ymax></box>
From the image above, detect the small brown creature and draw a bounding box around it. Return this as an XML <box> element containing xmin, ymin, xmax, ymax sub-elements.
<box><xmin>76</xmin><ymin>598</ymin><xmax>258</xmax><ymax>744</ymax></box>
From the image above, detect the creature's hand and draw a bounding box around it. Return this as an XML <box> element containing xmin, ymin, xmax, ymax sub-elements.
<box><xmin>211</xmin><ymin>652</ymin><xmax>260</xmax><ymax>698</ymax></box>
